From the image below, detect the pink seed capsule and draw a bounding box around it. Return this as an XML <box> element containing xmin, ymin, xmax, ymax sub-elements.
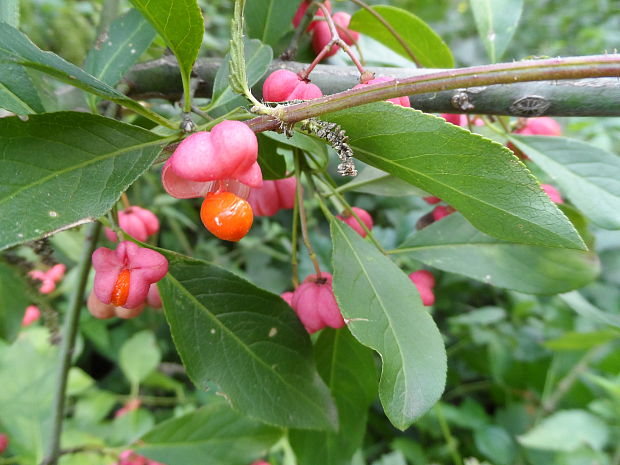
<box><xmin>432</xmin><ymin>205</ymin><xmax>455</xmax><ymax>221</ymax></box>
<box><xmin>248</xmin><ymin>177</ymin><xmax>297</xmax><ymax>217</ymax></box>
<box><xmin>263</xmin><ymin>69</ymin><xmax>322</xmax><ymax>102</ymax></box>
<box><xmin>22</xmin><ymin>305</ymin><xmax>41</xmax><ymax>326</ymax></box>
<box><xmin>92</xmin><ymin>241</ymin><xmax>168</xmax><ymax>310</ymax></box>
<box><xmin>39</xmin><ymin>279</ymin><xmax>56</xmax><ymax>294</ymax></box>
<box><xmin>423</xmin><ymin>196</ymin><xmax>442</xmax><ymax>205</ymax></box>
<box><xmin>166</xmin><ymin>121</ymin><xmax>262</xmax><ymax>188</ymax></box>
<box><xmin>281</xmin><ymin>291</ymin><xmax>294</xmax><ymax>306</ymax></box>
<box><xmin>114</xmin><ymin>398</ymin><xmax>141</xmax><ymax>418</ymax></box>
<box><xmin>336</xmin><ymin>207</ymin><xmax>374</xmax><ymax>237</ymax></box>
<box><xmin>0</xmin><ymin>433</ymin><xmax>8</xmax><ymax>453</ymax></box>
<box><xmin>47</xmin><ymin>263</ymin><xmax>66</xmax><ymax>282</ymax></box>
<box><xmin>541</xmin><ymin>184</ymin><xmax>564</xmax><ymax>204</ymax></box>
<box><xmin>516</xmin><ymin>117</ymin><xmax>562</xmax><ymax>136</ymax></box>
<box><xmin>409</xmin><ymin>270</ymin><xmax>436</xmax><ymax>307</ymax></box>
<box><xmin>291</xmin><ymin>273</ymin><xmax>345</xmax><ymax>333</ymax></box>
<box><xmin>146</xmin><ymin>284</ymin><xmax>162</xmax><ymax>309</ymax></box>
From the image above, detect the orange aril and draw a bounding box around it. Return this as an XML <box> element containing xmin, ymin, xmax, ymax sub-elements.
<box><xmin>200</xmin><ymin>191</ymin><xmax>253</xmax><ymax>242</ymax></box>
<box><xmin>110</xmin><ymin>269</ymin><xmax>131</xmax><ymax>307</ymax></box>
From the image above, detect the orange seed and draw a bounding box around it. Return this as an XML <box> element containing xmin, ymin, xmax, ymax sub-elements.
<box><xmin>200</xmin><ymin>192</ymin><xmax>254</xmax><ymax>242</ymax></box>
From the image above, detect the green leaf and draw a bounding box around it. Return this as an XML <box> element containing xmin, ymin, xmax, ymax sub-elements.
<box><xmin>349</xmin><ymin>6</ymin><xmax>454</xmax><ymax>68</ymax></box>
<box><xmin>0</xmin><ymin>260</ymin><xmax>30</xmax><ymax>342</ymax></box>
<box><xmin>474</xmin><ymin>425</ymin><xmax>517</xmax><ymax>465</ymax></box>
<box><xmin>0</xmin><ymin>62</ymin><xmax>44</xmax><ymax>114</ymax></box>
<box><xmin>372</xmin><ymin>451</ymin><xmax>408</xmax><ymax>465</ymax></box>
<box><xmin>110</xmin><ymin>409</ymin><xmax>155</xmax><ymax>446</ymax></box>
<box><xmin>560</xmin><ymin>291</ymin><xmax>620</xmax><ymax>329</ymax></box>
<box><xmin>257</xmin><ymin>133</ymin><xmax>287</xmax><ymax>180</ymax></box>
<box><xmin>0</xmin><ymin>334</ymin><xmax>56</xmax><ymax>464</ymax></box>
<box><xmin>67</xmin><ymin>367</ymin><xmax>95</xmax><ymax>395</ymax></box>
<box><xmin>119</xmin><ymin>330</ymin><xmax>161</xmax><ymax>387</ymax></box>
<box><xmin>330</xmin><ymin>218</ymin><xmax>446</xmax><ymax>430</ymax></box>
<box><xmin>84</xmin><ymin>9</ymin><xmax>156</xmax><ymax>108</ymax></box>
<box><xmin>511</xmin><ymin>135</ymin><xmax>620</xmax><ymax>230</ymax></box>
<box><xmin>73</xmin><ymin>390</ymin><xmax>117</xmax><ymax>425</ymax></box>
<box><xmin>158</xmin><ymin>250</ymin><xmax>338</xmax><ymax>430</ymax></box>
<box><xmin>518</xmin><ymin>410</ymin><xmax>608</xmax><ymax>452</ymax></box>
<box><xmin>470</xmin><ymin>0</ymin><xmax>523</xmax><ymax>62</ymax></box>
<box><xmin>0</xmin><ymin>112</ymin><xmax>163</xmax><ymax>251</ymax></box>
<box><xmin>265</xmin><ymin>130</ymin><xmax>328</xmax><ymax>168</ymax></box>
<box><xmin>137</xmin><ymin>401</ymin><xmax>283</xmax><ymax>465</ymax></box>
<box><xmin>0</xmin><ymin>0</ymin><xmax>19</xmax><ymax>27</ymax></box>
<box><xmin>128</xmin><ymin>0</ymin><xmax>203</xmax><ymax>92</ymax></box>
<box><xmin>211</xmin><ymin>39</ymin><xmax>272</xmax><ymax>110</ymax></box>
<box><xmin>289</xmin><ymin>328</ymin><xmax>378</xmax><ymax>465</ymax></box>
<box><xmin>396</xmin><ymin>213</ymin><xmax>599</xmax><ymax>294</ymax></box>
<box><xmin>544</xmin><ymin>330</ymin><xmax>620</xmax><ymax>351</ymax></box>
<box><xmin>338</xmin><ymin>166</ymin><xmax>426</xmax><ymax>197</ymax></box>
<box><xmin>245</xmin><ymin>0</ymin><xmax>298</xmax><ymax>47</ymax></box>
<box><xmin>324</xmin><ymin>103</ymin><xmax>586</xmax><ymax>250</ymax></box>
<box><xmin>0</xmin><ymin>23</ymin><xmax>172</xmax><ymax>127</ymax></box>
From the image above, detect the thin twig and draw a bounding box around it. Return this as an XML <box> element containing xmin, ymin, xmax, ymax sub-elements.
<box><xmin>350</xmin><ymin>0</ymin><xmax>421</xmax><ymax>67</ymax></box>
<box><xmin>542</xmin><ymin>346</ymin><xmax>601</xmax><ymax>412</ymax></box>
<box><xmin>41</xmin><ymin>222</ymin><xmax>101</xmax><ymax>465</ymax></box>
<box><xmin>299</xmin><ymin>3</ymin><xmax>366</xmax><ymax>80</ymax></box>
<box><xmin>435</xmin><ymin>403</ymin><xmax>464</xmax><ymax>465</ymax></box>
<box><xmin>291</xmin><ymin>152</ymin><xmax>301</xmax><ymax>288</ymax></box>
<box><xmin>316</xmin><ymin>172</ymin><xmax>386</xmax><ymax>254</ymax></box>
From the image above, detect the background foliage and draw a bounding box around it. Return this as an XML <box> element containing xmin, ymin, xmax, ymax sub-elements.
<box><xmin>1</xmin><ymin>0</ymin><xmax>620</xmax><ymax>465</ymax></box>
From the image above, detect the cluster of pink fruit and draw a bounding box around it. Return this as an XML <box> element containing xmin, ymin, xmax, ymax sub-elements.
<box><xmin>293</xmin><ymin>0</ymin><xmax>359</xmax><ymax>60</ymax></box>
<box><xmin>29</xmin><ymin>263</ymin><xmax>66</xmax><ymax>294</ymax></box>
<box><xmin>21</xmin><ymin>263</ymin><xmax>68</xmax><ymax>327</ymax></box>
<box><xmin>282</xmin><ymin>268</ymin><xmax>437</xmax><ymax>334</ymax></box>
<box><xmin>279</xmin><ymin>206</ymin><xmax>436</xmax><ymax>333</ymax></box>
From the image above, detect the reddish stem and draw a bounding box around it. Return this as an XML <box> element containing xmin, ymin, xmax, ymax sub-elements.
<box><xmin>299</xmin><ymin>3</ymin><xmax>366</xmax><ymax>81</ymax></box>
<box><xmin>248</xmin><ymin>54</ymin><xmax>620</xmax><ymax>133</ymax></box>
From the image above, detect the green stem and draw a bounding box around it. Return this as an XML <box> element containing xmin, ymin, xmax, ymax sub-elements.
<box><xmin>195</xmin><ymin>107</ymin><xmax>251</xmax><ymax>131</ymax></box>
<box><xmin>316</xmin><ymin>172</ymin><xmax>386</xmax><ymax>254</ymax></box>
<box><xmin>41</xmin><ymin>222</ymin><xmax>101</xmax><ymax>465</ymax></box>
<box><xmin>435</xmin><ymin>403</ymin><xmax>463</xmax><ymax>465</ymax></box>
<box><xmin>291</xmin><ymin>160</ymin><xmax>301</xmax><ymax>287</ymax></box>
<box><xmin>167</xmin><ymin>215</ymin><xmax>193</xmax><ymax>256</ymax></box>
<box><xmin>612</xmin><ymin>441</ymin><xmax>620</xmax><ymax>465</ymax></box>
<box><xmin>541</xmin><ymin>347</ymin><xmax>601</xmax><ymax>413</ymax></box>
<box><xmin>294</xmin><ymin>152</ymin><xmax>323</xmax><ymax>277</ymax></box>
<box><xmin>181</xmin><ymin>72</ymin><xmax>193</xmax><ymax>114</ymax></box>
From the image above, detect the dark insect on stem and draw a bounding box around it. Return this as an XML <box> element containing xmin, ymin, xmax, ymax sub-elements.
<box><xmin>300</xmin><ymin>118</ymin><xmax>358</xmax><ymax>176</ymax></box>
<box><xmin>30</xmin><ymin>238</ymin><xmax>57</xmax><ymax>266</ymax></box>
